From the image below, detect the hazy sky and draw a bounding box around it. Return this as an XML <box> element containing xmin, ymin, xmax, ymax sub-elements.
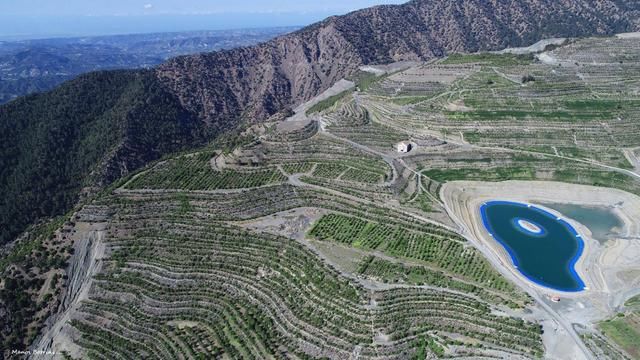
<box><xmin>0</xmin><ymin>0</ymin><xmax>407</xmax><ymax>16</ymax></box>
<box><xmin>0</xmin><ymin>0</ymin><xmax>407</xmax><ymax>40</ymax></box>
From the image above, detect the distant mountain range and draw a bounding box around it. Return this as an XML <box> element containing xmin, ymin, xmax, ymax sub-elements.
<box><xmin>0</xmin><ymin>27</ymin><xmax>297</xmax><ymax>104</ymax></box>
<box><xmin>1</xmin><ymin>0</ymin><xmax>639</xmax><ymax>247</ymax></box>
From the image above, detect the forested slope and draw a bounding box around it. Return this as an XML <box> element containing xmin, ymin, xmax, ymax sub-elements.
<box><xmin>0</xmin><ymin>70</ymin><xmax>205</xmax><ymax>246</ymax></box>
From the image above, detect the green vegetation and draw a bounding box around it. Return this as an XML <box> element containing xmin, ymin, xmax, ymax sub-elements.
<box><xmin>125</xmin><ymin>153</ymin><xmax>286</xmax><ymax>190</ymax></box>
<box><xmin>281</xmin><ymin>162</ymin><xmax>315</xmax><ymax>175</ymax></box>
<box><xmin>313</xmin><ymin>162</ymin><xmax>349</xmax><ymax>179</ymax></box>
<box><xmin>598</xmin><ymin>295</ymin><xmax>640</xmax><ymax>358</ymax></box>
<box><xmin>309</xmin><ymin>213</ymin><xmax>520</xmax><ymax>296</ymax></box>
<box><xmin>310</xmin><ymin>159</ymin><xmax>386</xmax><ymax>183</ymax></box>
<box><xmin>414</xmin><ymin>335</ymin><xmax>445</xmax><ymax>359</ymax></box>
<box><xmin>424</xmin><ymin>166</ymin><xmax>537</xmax><ymax>182</ymax></box>
<box><xmin>176</xmin><ymin>192</ymin><xmax>193</xmax><ymax>215</ymax></box>
<box><xmin>449</xmin><ymin>108</ymin><xmax>608</xmax><ymax>122</ymax></box>
<box><xmin>0</xmin><ymin>69</ymin><xmax>206</xmax><ymax>247</ymax></box>
<box><xmin>351</xmin><ymin>70</ymin><xmax>384</xmax><ymax>92</ymax></box>
<box><xmin>391</xmin><ymin>96</ymin><xmax>431</xmax><ymax>106</ymax></box>
<box><xmin>442</xmin><ymin>53</ymin><xmax>534</xmax><ymax>66</ymax></box>
<box><xmin>306</xmin><ymin>89</ymin><xmax>354</xmax><ymax>115</ymax></box>
<box><xmin>324</xmin><ymin>101</ymin><xmax>406</xmax><ymax>150</ymax></box>
<box><xmin>357</xmin><ymin>256</ymin><xmax>523</xmax><ymax>307</ymax></box>
<box><xmin>393</xmin><ymin>46</ymin><xmax>640</xmax><ymax>163</ymax></box>
<box><xmin>626</xmin><ymin>295</ymin><xmax>640</xmax><ymax>308</ymax></box>
<box><xmin>600</xmin><ymin>313</ymin><xmax>640</xmax><ymax>359</ymax></box>
<box><xmin>66</xmin><ymin>188</ymin><xmax>543</xmax><ymax>358</ymax></box>
<box><xmin>553</xmin><ymin>147</ymin><xmax>633</xmax><ymax>170</ymax></box>
<box><xmin>305</xmin><ymin>70</ymin><xmax>390</xmax><ymax>115</ymax></box>
<box><xmin>7</xmin><ymin>33</ymin><xmax>640</xmax><ymax>359</ymax></box>
<box><xmin>582</xmin><ymin>332</ymin><xmax>632</xmax><ymax>360</ymax></box>
<box><xmin>0</xmin><ymin>214</ymin><xmax>73</xmax><ymax>351</ymax></box>
<box><xmin>564</xmin><ymin>99</ymin><xmax>632</xmax><ymax>112</ymax></box>
<box><xmin>417</xmin><ymin>150</ymin><xmax>640</xmax><ymax>197</ymax></box>
<box><xmin>425</xmin><ymin>165</ymin><xmax>640</xmax><ymax>196</ymax></box>
<box><xmin>340</xmin><ymin>167</ymin><xmax>384</xmax><ymax>183</ymax></box>
<box><xmin>415</xmin><ymin>191</ymin><xmax>435</xmax><ymax>213</ymax></box>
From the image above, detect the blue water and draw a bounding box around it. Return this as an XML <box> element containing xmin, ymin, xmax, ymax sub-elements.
<box><xmin>480</xmin><ymin>201</ymin><xmax>586</xmax><ymax>292</ymax></box>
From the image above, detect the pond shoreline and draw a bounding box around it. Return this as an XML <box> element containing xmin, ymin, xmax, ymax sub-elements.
<box><xmin>480</xmin><ymin>200</ymin><xmax>586</xmax><ymax>292</ymax></box>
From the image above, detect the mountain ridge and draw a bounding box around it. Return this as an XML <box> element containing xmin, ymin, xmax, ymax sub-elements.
<box><xmin>0</xmin><ymin>27</ymin><xmax>296</xmax><ymax>104</ymax></box>
<box><xmin>157</xmin><ymin>0</ymin><xmax>640</xmax><ymax>125</ymax></box>
<box><xmin>1</xmin><ymin>0</ymin><xmax>639</xmax><ymax>248</ymax></box>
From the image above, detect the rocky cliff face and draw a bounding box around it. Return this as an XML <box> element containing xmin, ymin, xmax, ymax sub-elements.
<box><xmin>157</xmin><ymin>0</ymin><xmax>640</xmax><ymax>127</ymax></box>
<box><xmin>156</xmin><ymin>21</ymin><xmax>362</xmax><ymax>128</ymax></box>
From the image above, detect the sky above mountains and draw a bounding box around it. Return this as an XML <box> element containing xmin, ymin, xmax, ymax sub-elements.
<box><xmin>0</xmin><ymin>0</ymin><xmax>406</xmax><ymax>40</ymax></box>
<box><xmin>1</xmin><ymin>0</ymin><xmax>407</xmax><ymax>16</ymax></box>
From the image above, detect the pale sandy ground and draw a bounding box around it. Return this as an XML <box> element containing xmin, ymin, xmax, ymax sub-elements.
<box><xmin>616</xmin><ymin>32</ymin><xmax>640</xmax><ymax>39</ymax></box>
<box><xmin>624</xmin><ymin>147</ymin><xmax>640</xmax><ymax>174</ymax></box>
<box><xmin>389</xmin><ymin>65</ymin><xmax>477</xmax><ymax>84</ymax></box>
<box><xmin>287</xmin><ymin>79</ymin><xmax>355</xmax><ymax>122</ymax></box>
<box><xmin>496</xmin><ymin>38</ymin><xmax>567</xmax><ymax>55</ymax></box>
<box><xmin>360</xmin><ymin>61</ymin><xmax>420</xmax><ymax>75</ymax></box>
<box><xmin>239</xmin><ymin>207</ymin><xmax>328</xmax><ymax>241</ymax></box>
<box><xmin>536</xmin><ymin>52</ymin><xmax>561</xmax><ymax>66</ymax></box>
<box><xmin>442</xmin><ymin>180</ymin><xmax>640</xmax><ymax>360</ymax></box>
<box><xmin>29</xmin><ymin>221</ymin><xmax>107</xmax><ymax>360</ymax></box>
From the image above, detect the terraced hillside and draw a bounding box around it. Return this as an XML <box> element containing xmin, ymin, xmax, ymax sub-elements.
<box><xmin>18</xmin><ymin>35</ymin><xmax>640</xmax><ymax>359</ymax></box>
<box><xmin>27</xmin><ymin>104</ymin><xmax>547</xmax><ymax>358</ymax></box>
<box><xmin>358</xmin><ymin>36</ymin><xmax>640</xmax><ymax>190</ymax></box>
<box><xmin>64</xmin><ymin>196</ymin><xmax>542</xmax><ymax>359</ymax></box>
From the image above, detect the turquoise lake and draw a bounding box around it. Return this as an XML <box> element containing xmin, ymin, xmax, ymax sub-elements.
<box><xmin>540</xmin><ymin>203</ymin><xmax>622</xmax><ymax>244</ymax></box>
<box><xmin>480</xmin><ymin>201</ymin><xmax>586</xmax><ymax>292</ymax></box>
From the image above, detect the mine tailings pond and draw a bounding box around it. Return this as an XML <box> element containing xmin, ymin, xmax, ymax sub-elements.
<box><xmin>480</xmin><ymin>201</ymin><xmax>586</xmax><ymax>292</ymax></box>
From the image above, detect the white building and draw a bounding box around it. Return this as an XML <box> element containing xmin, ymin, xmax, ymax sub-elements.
<box><xmin>396</xmin><ymin>141</ymin><xmax>413</xmax><ymax>153</ymax></box>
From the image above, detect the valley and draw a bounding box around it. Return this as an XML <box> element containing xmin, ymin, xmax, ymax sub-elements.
<box><xmin>0</xmin><ymin>27</ymin><xmax>296</xmax><ymax>104</ymax></box>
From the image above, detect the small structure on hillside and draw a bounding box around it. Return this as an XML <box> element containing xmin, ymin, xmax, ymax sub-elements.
<box><xmin>396</xmin><ymin>141</ymin><xmax>414</xmax><ymax>153</ymax></box>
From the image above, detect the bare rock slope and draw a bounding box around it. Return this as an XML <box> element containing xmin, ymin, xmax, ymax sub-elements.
<box><xmin>157</xmin><ymin>0</ymin><xmax>640</xmax><ymax>126</ymax></box>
